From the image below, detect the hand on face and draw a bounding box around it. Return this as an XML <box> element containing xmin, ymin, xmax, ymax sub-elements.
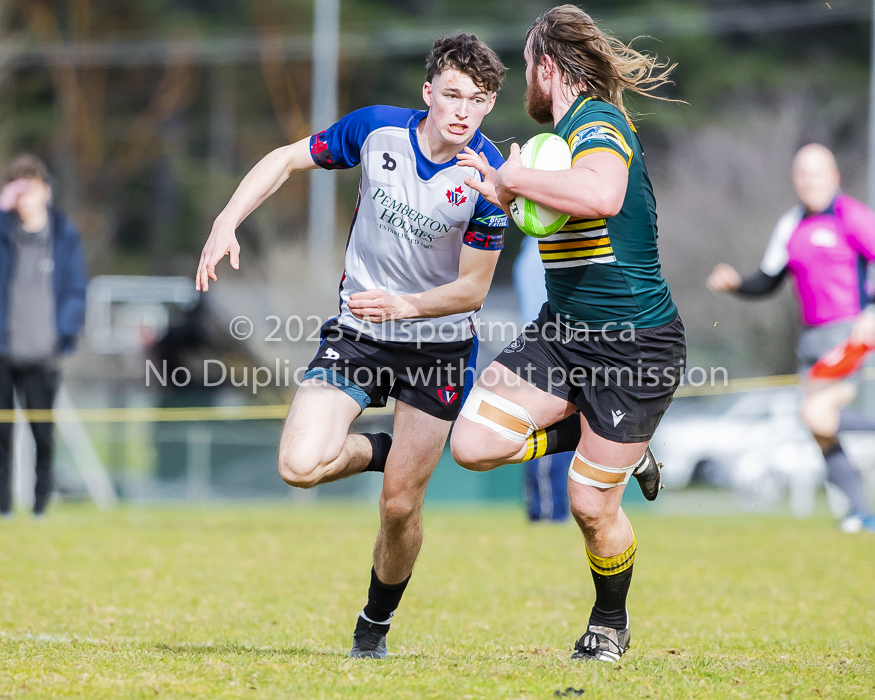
<box><xmin>0</xmin><ymin>179</ymin><xmax>35</xmax><ymax>213</ymax></box>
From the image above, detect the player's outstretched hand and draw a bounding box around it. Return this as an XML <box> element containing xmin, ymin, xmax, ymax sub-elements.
<box><xmin>196</xmin><ymin>217</ymin><xmax>241</xmax><ymax>292</ymax></box>
<box><xmin>349</xmin><ymin>289</ymin><xmax>413</xmax><ymax>324</ymax></box>
<box><xmin>458</xmin><ymin>147</ymin><xmax>503</xmax><ymax>210</ymax></box>
<box><xmin>458</xmin><ymin>143</ymin><xmax>523</xmax><ymax>215</ymax></box>
<box><xmin>706</xmin><ymin>263</ymin><xmax>741</xmax><ymax>293</ymax></box>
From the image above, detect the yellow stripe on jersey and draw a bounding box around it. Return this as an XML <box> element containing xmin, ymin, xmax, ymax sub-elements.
<box><xmin>540</xmin><ymin>247</ymin><xmax>614</xmax><ymax>261</ymax></box>
<box><xmin>570</xmin><ymin>96</ymin><xmax>637</xmax><ymax>132</ymax></box>
<box><xmin>572</xmin><ymin>147</ymin><xmax>630</xmax><ymax>167</ymax></box>
<box><xmin>567</xmin><ymin>121</ymin><xmax>633</xmax><ymax>167</ymax></box>
<box><xmin>568</xmin><ymin>96</ymin><xmax>595</xmax><ymax>121</ymax></box>
<box><xmin>539</xmin><ymin>237</ymin><xmax>611</xmax><ymax>251</ymax></box>
<box><xmin>561</xmin><ymin>218</ymin><xmax>607</xmax><ymax>232</ymax></box>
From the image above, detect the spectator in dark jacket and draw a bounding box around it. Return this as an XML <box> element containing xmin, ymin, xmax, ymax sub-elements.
<box><xmin>0</xmin><ymin>155</ymin><xmax>87</xmax><ymax>517</ymax></box>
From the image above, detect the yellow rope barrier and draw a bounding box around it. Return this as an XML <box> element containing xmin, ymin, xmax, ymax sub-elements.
<box><xmin>1</xmin><ymin>368</ymin><xmax>873</xmax><ymax>422</ymax></box>
<box><xmin>675</xmin><ymin>366</ymin><xmax>875</xmax><ymax>397</ymax></box>
<box><xmin>0</xmin><ymin>403</ymin><xmax>395</xmax><ymax>423</ymax></box>
<box><xmin>674</xmin><ymin>373</ymin><xmax>800</xmax><ymax>397</ymax></box>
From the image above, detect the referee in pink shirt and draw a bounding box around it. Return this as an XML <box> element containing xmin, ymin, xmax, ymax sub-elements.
<box><xmin>708</xmin><ymin>144</ymin><xmax>875</xmax><ymax>533</ymax></box>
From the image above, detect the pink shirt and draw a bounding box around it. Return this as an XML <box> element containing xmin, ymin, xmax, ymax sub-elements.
<box><xmin>760</xmin><ymin>194</ymin><xmax>875</xmax><ymax>326</ymax></box>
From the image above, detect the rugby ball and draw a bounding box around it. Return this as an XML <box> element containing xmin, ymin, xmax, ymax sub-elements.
<box><xmin>509</xmin><ymin>133</ymin><xmax>573</xmax><ymax>238</ymax></box>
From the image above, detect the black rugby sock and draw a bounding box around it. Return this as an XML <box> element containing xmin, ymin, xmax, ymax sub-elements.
<box><xmin>359</xmin><ymin>567</ymin><xmax>411</xmax><ymax>634</ymax></box>
<box><xmin>362</xmin><ymin>433</ymin><xmax>392</xmax><ymax>473</ymax></box>
<box><xmin>823</xmin><ymin>442</ymin><xmax>872</xmax><ymax>515</ymax></box>
<box><xmin>522</xmin><ymin>413</ymin><xmax>581</xmax><ymax>462</ymax></box>
<box><xmin>586</xmin><ymin>537</ymin><xmax>636</xmax><ymax>631</ymax></box>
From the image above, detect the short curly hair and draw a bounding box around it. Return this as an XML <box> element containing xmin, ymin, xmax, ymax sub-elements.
<box><xmin>425</xmin><ymin>34</ymin><xmax>507</xmax><ymax>94</ymax></box>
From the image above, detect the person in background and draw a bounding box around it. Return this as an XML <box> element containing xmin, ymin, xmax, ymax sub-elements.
<box><xmin>0</xmin><ymin>155</ymin><xmax>88</xmax><ymax>517</ymax></box>
<box><xmin>708</xmin><ymin>144</ymin><xmax>875</xmax><ymax>533</ymax></box>
<box><xmin>513</xmin><ymin>236</ymin><xmax>569</xmax><ymax>522</ymax></box>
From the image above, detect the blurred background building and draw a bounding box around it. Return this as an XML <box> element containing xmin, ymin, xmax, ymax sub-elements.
<box><xmin>2</xmin><ymin>0</ymin><xmax>875</xmax><ymax>512</ymax></box>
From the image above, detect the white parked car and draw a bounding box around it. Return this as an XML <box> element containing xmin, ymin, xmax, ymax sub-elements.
<box><xmin>651</xmin><ymin>387</ymin><xmax>875</xmax><ymax>516</ymax></box>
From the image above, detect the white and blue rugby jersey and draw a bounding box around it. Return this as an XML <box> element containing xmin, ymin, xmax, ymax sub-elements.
<box><xmin>309</xmin><ymin>106</ymin><xmax>508</xmax><ymax>342</ymax></box>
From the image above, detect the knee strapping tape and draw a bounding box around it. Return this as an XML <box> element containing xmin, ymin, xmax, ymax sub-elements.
<box><xmin>459</xmin><ymin>386</ymin><xmax>537</xmax><ymax>442</ymax></box>
<box><xmin>568</xmin><ymin>450</ymin><xmax>647</xmax><ymax>489</ymax></box>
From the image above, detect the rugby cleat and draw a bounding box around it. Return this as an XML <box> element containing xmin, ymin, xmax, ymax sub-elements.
<box><xmin>839</xmin><ymin>512</ymin><xmax>875</xmax><ymax>534</ymax></box>
<box><xmin>349</xmin><ymin>620</ymin><xmax>389</xmax><ymax>659</ymax></box>
<box><xmin>633</xmin><ymin>446</ymin><xmax>663</xmax><ymax>501</ymax></box>
<box><xmin>571</xmin><ymin>624</ymin><xmax>630</xmax><ymax>663</ymax></box>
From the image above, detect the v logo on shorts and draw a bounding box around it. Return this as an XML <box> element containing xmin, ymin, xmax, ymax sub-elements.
<box><xmin>611</xmin><ymin>410</ymin><xmax>626</xmax><ymax>427</ymax></box>
<box><xmin>437</xmin><ymin>385</ymin><xmax>458</xmax><ymax>406</ymax></box>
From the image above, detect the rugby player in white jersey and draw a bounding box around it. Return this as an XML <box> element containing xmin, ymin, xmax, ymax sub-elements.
<box><xmin>196</xmin><ymin>35</ymin><xmax>508</xmax><ymax>658</ymax></box>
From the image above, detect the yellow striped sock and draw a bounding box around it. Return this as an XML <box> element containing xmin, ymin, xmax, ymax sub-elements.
<box><xmin>586</xmin><ymin>535</ymin><xmax>637</xmax><ymax>576</ymax></box>
<box><xmin>523</xmin><ymin>429</ymin><xmax>549</xmax><ymax>461</ymax></box>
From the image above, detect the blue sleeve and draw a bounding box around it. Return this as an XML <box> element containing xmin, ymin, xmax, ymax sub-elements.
<box><xmin>464</xmin><ymin>140</ymin><xmax>508</xmax><ymax>251</ymax></box>
<box><xmin>310</xmin><ymin>106</ymin><xmax>409</xmax><ymax>171</ymax></box>
<box><xmin>55</xmin><ymin>217</ymin><xmax>88</xmax><ymax>353</ymax></box>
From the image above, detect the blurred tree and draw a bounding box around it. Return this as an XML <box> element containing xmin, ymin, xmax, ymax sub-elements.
<box><xmin>0</xmin><ymin>0</ymin><xmax>870</xmax><ymax>374</ymax></box>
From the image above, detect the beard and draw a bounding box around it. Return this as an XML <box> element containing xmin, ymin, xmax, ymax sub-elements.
<box><xmin>524</xmin><ymin>79</ymin><xmax>553</xmax><ymax>124</ymax></box>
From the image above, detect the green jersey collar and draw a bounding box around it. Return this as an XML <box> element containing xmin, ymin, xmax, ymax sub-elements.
<box><xmin>554</xmin><ymin>94</ymin><xmax>594</xmax><ymax>133</ymax></box>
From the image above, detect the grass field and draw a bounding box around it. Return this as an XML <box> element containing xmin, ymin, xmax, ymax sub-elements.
<box><xmin>1</xmin><ymin>504</ymin><xmax>873</xmax><ymax>699</ymax></box>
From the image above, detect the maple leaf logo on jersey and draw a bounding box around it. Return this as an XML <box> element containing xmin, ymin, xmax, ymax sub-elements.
<box><xmin>446</xmin><ymin>186</ymin><xmax>467</xmax><ymax>207</ymax></box>
<box><xmin>437</xmin><ymin>384</ymin><xmax>458</xmax><ymax>405</ymax></box>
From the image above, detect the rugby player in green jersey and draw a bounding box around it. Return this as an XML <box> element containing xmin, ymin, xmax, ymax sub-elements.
<box><xmin>452</xmin><ymin>5</ymin><xmax>686</xmax><ymax>662</ymax></box>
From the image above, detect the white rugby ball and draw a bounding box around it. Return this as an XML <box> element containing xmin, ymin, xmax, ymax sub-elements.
<box><xmin>509</xmin><ymin>133</ymin><xmax>572</xmax><ymax>238</ymax></box>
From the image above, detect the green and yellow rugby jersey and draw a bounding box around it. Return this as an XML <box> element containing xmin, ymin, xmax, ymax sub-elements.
<box><xmin>542</xmin><ymin>95</ymin><xmax>677</xmax><ymax>328</ymax></box>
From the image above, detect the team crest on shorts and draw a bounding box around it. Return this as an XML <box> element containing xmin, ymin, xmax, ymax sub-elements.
<box><xmin>437</xmin><ymin>385</ymin><xmax>458</xmax><ymax>405</ymax></box>
<box><xmin>504</xmin><ymin>335</ymin><xmax>526</xmax><ymax>353</ymax></box>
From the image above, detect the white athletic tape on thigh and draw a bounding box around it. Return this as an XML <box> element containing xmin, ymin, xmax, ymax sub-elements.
<box><xmin>459</xmin><ymin>386</ymin><xmax>537</xmax><ymax>441</ymax></box>
<box><xmin>568</xmin><ymin>450</ymin><xmax>639</xmax><ymax>489</ymax></box>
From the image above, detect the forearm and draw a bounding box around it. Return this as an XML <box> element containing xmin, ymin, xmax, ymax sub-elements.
<box><xmin>398</xmin><ymin>276</ymin><xmax>488</xmax><ymax>320</ymax></box>
<box><xmin>504</xmin><ymin>166</ymin><xmax>623</xmax><ymax>219</ymax></box>
<box><xmin>735</xmin><ymin>268</ymin><xmax>786</xmax><ymax>297</ymax></box>
<box><xmin>216</xmin><ymin>140</ymin><xmax>311</xmax><ymax>226</ymax></box>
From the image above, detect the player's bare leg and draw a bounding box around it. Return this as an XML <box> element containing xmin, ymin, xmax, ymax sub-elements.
<box><xmin>451</xmin><ymin>365</ymin><xmax>663</xmax><ymax>498</ymax></box>
<box><xmin>452</xmin><ymin>363</ymin><xmax>645</xmax><ymax>662</ymax></box>
<box><xmin>800</xmin><ymin>380</ymin><xmax>875</xmax><ymax>531</ymax></box>
<box><xmin>375</xmin><ymin>400</ymin><xmax>450</xmax><ymax>582</ymax></box>
<box><xmin>800</xmin><ymin>379</ymin><xmax>856</xmax><ymax>441</ymax></box>
<box><xmin>350</xmin><ymin>400</ymin><xmax>451</xmax><ymax>658</ymax></box>
<box><xmin>277</xmin><ymin>380</ymin><xmax>373</xmax><ymax>488</ymax></box>
<box><xmin>451</xmin><ymin>365</ymin><xmax>575</xmax><ymax>469</ymax></box>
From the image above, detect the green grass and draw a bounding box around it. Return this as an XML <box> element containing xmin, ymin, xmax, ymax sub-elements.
<box><xmin>0</xmin><ymin>504</ymin><xmax>873</xmax><ymax>699</ymax></box>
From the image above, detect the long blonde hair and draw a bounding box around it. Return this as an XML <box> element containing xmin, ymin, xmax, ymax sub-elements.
<box><xmin>526</xmin><ymin>5</ymin><xmax>676</xmax><ymax>120</ymax></box>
